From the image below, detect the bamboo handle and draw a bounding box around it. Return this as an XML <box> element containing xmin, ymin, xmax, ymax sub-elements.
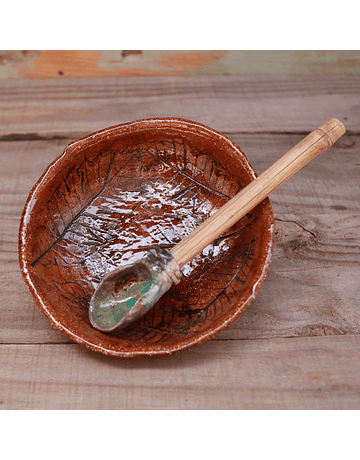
<box><xmin>170</xmin><ymin>118</ymin><xmax>346</xmax><ymax>268</ymax></box>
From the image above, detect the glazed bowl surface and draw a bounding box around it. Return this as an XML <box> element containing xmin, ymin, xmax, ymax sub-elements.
<box><xmin>19</xmin><ymin>118</ymin><xmax>274</xmax><ymax>357</ymax></box>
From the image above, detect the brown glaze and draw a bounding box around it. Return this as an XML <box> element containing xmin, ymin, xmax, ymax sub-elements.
<box><xmin>18</xmin><ymin>118</ymin><xmax>274</xmax><ymax>357</ymax></box>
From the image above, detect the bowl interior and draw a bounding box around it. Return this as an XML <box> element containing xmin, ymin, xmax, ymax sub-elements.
<box><xmin>19</xmin><ymin>118</ymin><xmax>274</xmax><ymax>356</ymax></box>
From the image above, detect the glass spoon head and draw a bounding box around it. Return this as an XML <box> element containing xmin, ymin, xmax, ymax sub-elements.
<box><xmin>89</xmin><ymin>248</ymin><xmax>181</xmax><ymax>332</ymax></box>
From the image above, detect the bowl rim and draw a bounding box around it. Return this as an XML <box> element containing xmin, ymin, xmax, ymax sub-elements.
<box><xmin>18</xmin><ymin>117</ymin><xmax>275</xmax><ymax>357</ymax></box>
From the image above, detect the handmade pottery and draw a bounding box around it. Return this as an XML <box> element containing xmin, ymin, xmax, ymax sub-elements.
<box><xmin>19</xmin><ymin>118</ymin><xmax>274</xmax><ymax>357</ymax></box>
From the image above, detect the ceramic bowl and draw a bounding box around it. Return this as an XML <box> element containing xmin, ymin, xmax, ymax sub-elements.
<box><xmin>19</xmin><ymin>118</ymin><xmax>274</xmax><ymax>357</ymax></box>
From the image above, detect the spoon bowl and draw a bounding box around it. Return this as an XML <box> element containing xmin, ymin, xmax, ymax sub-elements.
<box><xmin>89</xmin><ymin>248</ymin><xmax>181</xmax><ymax>332</ymax></box>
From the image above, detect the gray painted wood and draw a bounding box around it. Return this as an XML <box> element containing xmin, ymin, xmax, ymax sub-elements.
<box><xmin>0</xmin><ymin>76</ymin><xmax>359</xmax><ymax>409</ymax></box>
<box><xmin>1</xmin><ymin>337</ymin><xmax>359</xmax><ymax>409</ymax></box>
<box><xmin>0</xmin><ymin>76</ymin><xmax>358</xmax><ymax>137</ymax></box>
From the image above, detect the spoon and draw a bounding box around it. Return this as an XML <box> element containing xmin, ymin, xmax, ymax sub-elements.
<box><xmin>89</xmin><ymin>118</ymin><xmax>345</xmax><ymax>332</ymax></box>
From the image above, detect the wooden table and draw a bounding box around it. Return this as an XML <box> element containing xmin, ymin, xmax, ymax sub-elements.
<box><xmin>1</xmin><ymin>75</ymin><xmax>359</xmax><ymax>409</ymax></box>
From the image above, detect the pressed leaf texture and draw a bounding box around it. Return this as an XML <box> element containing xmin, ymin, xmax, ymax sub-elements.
<box><xmin>20</xmin><ymin>120</ymin><xmax>273</xmax><ymax>356</ymax></box>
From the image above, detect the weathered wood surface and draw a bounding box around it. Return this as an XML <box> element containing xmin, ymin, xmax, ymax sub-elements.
<box><xmin>1</xmin><ymin>336</ymin><xmax>360</xmax><ymax>410</ymax></box>
<box><xmin>0</xmin><ymin>76</ymin><xmax>359</xmax><ymax>137</ymax></box>
<box><xmin>1</xmin><ymin>51</ymin><xmax>359</xmax><ymax>79</ymax></box>
<box><xmin>0</xmin><ymin>76</ymin><xmax>359</xmax><ymax>409</ymax></box>
<box><xmin>1</xmin><ymin>135</ymin><xmax>359</xmax><ymax>344</ymax></box>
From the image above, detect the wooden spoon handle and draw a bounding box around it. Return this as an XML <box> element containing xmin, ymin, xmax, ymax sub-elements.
<box><xmin>170</xmin><ymin>118</ymin><xmax>346</xmax><ymax>268</ymax></box>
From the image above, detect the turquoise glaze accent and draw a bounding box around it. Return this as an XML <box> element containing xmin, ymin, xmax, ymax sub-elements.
<box><xmin>89</xmin><ymin>248</ymin><xmax>181</xmax><ymax>332</ymax></box>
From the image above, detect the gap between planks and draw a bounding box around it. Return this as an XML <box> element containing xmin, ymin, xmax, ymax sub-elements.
<box><xmin>1</xmin><ymin>331</ymin><xmax>359</xmax><ymax>347</ymax></box>
<box><xmin>1</xmin><ymin>335</ymin><xmax>360</xmax><ymax>409</ymax></box>
<box><xmin>1</xmin><ymin>131</ymin><xmax>360</xmax><ymax>143</ymax></box>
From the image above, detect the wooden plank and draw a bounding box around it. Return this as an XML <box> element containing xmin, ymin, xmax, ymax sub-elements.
<box><xmin>219</xmin><ymin>213</ymin><xmax>360</xmax><ymax>340</ymax></box>
<box><xmin>1</xmin><ymin>75</ymin><xmax>358</xmax><ymax>412</ymax></box>
<box><xmin>0</xmin><ymin>139</ymin><xmax>74</xmax><ymax>344</ymax></box>
<box><xmin>1</xmin><ymin>336</ymin><xmax>359</xmax><ymax>409</ymax></box>
<box><xmin>3</xmin><ymin>213</ymin><xmax>360</xmax><ymax>344</ymax></box>
<box><xmin>2</xmin><ymin>134</ymin><xmax>358</xmax><ymax>220</ymax></box>
<box><xmin>1</xmin><ymin>51</ymin><xmax>359</xmax><ymax>79</ymax></box>
<box><xmin>0</xmin><ymin>135</ymin><xmax>359</xmax><ymax>345</ymax></box>
<box><xmin>1</xmin><ymin>133</ymin><xmax>358</xmax><ymax>218</ymax></box>
<box><xmin>3</xmin><ymin>212</ymin><xmax>359</xmax><ymax>343</ymax></box>
<box><xmin>0</xmin><ymin>76</ymin><xmax>359</xmax><ymax>138</ymax></box>
<box><xmin>229</xmin><ymin>132</ymin><xmax>360</xmax><ymax>215</ymax></box>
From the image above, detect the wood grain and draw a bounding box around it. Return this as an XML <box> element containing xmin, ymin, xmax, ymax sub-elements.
<box><xmin>0</xmin><ymin>76</ymin><xmax>359</xmax><ymax>137</ymax></box>
<box><xmin>3</xmin><ymin>211</ymin><xmax>359</xmax><ymax>344</ymax></box>
<box><xmin>1</xmin><ymin>134</ymin><xmax>359</xmax><ymax>344</ymax></box>
<box><xmin>1</xmin><ymin>336</ymin><xmax>359</xmax><ymax>409</ymax></box>
<box><xmin>1</xmin><ymin>51</ymin><xmax>359</xmax><ymax>79</ymax></box>
<box><xmin>171</xmin><ymin>119</ymin><xmax>346</xmax><ymax>266</ymax></box>
<box><xmin>220</xmin><ymin>212</ymin><xmax>360</xmax><ymax>340</ymax></box>
<box><xmin>1</xmin><ymin>76</ymin><xmax>359</xmax><ymax>409</ymax></box>
<box><xmin>230</xmin><ymin>132</ymin><xmax>360</xmax><ymax>215</ymax></box>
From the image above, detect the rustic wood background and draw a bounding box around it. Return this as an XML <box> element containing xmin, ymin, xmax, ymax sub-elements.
<box><xmin>0</xmin><ymin>74</ymin><xmax>359</xmax><ymax>409</ymax></box>
<box><xmin>0</xmin><ymin>50</ymin><xmax>359</xmax><ymax>79</ymax></box>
